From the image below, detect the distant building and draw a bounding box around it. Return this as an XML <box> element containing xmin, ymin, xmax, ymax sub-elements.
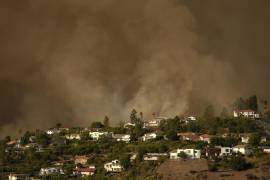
<box><xmin>183</xmin><ymin>116</ymin><xmax>197</xmax><ymax>124</ymax></box>
<box><xmin>143</xmin><ymin>153</ymin><xmax>168</xmax><ymax>161</ymax></box>
<box><xmin>8</xmin><ymin>174</ymin><xmax>30</xmax><ymax>180</ymax></box>
<box><xmin>104</xmin><ymin>160</ymin><xmax>123</xmax><ymax>172</ymax></box>
<box><xmin>112</xmin><ymin>134</ymin><xmax>131</xmax><ymax>143</ymax></box>
<box><xmin>65</xmin><ymin>134</ymin><xmax>81</xmax><ymax>140</ymax></box>
<box><xmin>141</xmin><ymin>132</ymin><xmax>157</xmax><ymax>142</ymax></box>
<box><xmin>240</xmin><ymin>134</ymin><xmax>251</xmax><ymax>144</ymax></box>
<box><xmin>89</xmin><ymin>131</ymin><xmax>109</xmax><ymax>140</ymax></box>
<box><xmin>170</xmin><ymin>149</ymin><xmax>201</xmax><ymax>159</ymax></box>
<box><xmin>177</xmin><ymin>132</ymin><xmax>200</xmax><ymax>142</ymax></box>
<box><xmin>144</xmin><ymin>117</ymin><xmax>168</xmax><ymax>128</ymax></box>
<box><xmin>124</xmin><ymin>122</ymin><xmax>136</xmax><ymax>128</ymax></box>
<box><xmin>199</xmin><ymin>134</ymin><xmax>211</xmax><ymax>144</ymax></box>
<box><xmin>219</xmin><ymin>147</ymin><xmax>233</xmax><ymax>156</ymax></box>
<box><xmin>233</xmin><ymin>109</ymin><xmax>260</xmax><ymax>119</ymax></box>
<box><xmin>74</xmin><ymin>155</ymin><xmax>91</xmax><ymax>165</ymax></box>
<box><xmin>232</xmin><ymin>145</ymin><xmax>253</xmax><ymax>155</ymax></box>
<box><xmin>73</xmin><ymin>166</ymin><xmax>96</xmax><ymax>176</ymax></box>
<box><xmin>259</xmin><ymin>146</ymin><xmax>270</xmax><ymax>153</ymax></box>
<box><xmin>46</xmin><ymin>128</ymin><xmax>61</xmax><ymax>135</ymax></box>
<box><xmin>39</xmin><ymin>167</ymin><xmax>64</xmax><ymax>176</ymax></box>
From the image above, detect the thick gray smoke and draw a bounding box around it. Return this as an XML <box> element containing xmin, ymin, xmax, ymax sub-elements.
<box><xmin>0</xmin><ymin>0</ymin><xmax>270</xmax><ymax>137</ymax></box>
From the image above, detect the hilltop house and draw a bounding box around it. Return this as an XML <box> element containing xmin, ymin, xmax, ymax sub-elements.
<box><xmin>104</xmin><ymin>160</ymin><xmax>123</xmax><ymax>172</ymax></box>
<box><xmin>144</xmin><ymin>117</ymin><xmax>168</xmax><ymax>128</ymax></box>
<box><xmin>73</xmin><ymin>166</ymin><xmax>96</xmax><ymax>176</ymax></box>
<box><xmin>124</xmin><ymin>122</ymin><xmax>136</xmax><ymax>128</ymax></box>
<box><xmin>46</xmin><ymin>128</ymin><xmax>61</xmax><ymax>135</ymax></box>
<box><xmin>219</xmin><ymin>147</ymin><xmax>233</xmax><ymax>156</ymax></box>
<box><xmin>141</xmin><ymin>132</ymin><xmax>157</xmax><ymax>141</ymax></box>
<box><xmin>112</xmin><ymin>134</ymin><xmax>131</xmax><ymax>143</ymax></box>
<box><xmin>177</xmin><ymin>132</ymin><xmax>200</xmax><ymax>142</ymax></box>
<box><xmin>199</xmin><ymin>134</ymin><xmax>211</xmax><ymax>144</ymax></box>
<box><xmin>233</xmin><ymin>109</ymin><xmax>260</xmax><ymax>119</ymax></box>
<box><xmin>259</xmin><ymin>146</ymin><xmax>270</xmax><ymax>153</ymax></box>
<box><xmin>89</xmin><ymin>131</ymin><xmax>110</xmax><ymax>140</ymax></box>
<box><xmin>40</xmin><ymin>167</ymin><xmax>64</xmax><ymax>176</ymax></box>
<box><xmin>9</xmin><ymin>174</ymin><xmax>30</xmax><ymax>180</ymax></box>
<box><xmin>66</xmin><ymin>134</ymin><xmax>81</xmax><ymax>140</ymax></box>
<box><xmin>143</xmin><ymin>153</ymin><xmax>168</xmax><ymax>161</ymax></box>
<box><xmin>170</xmin><ymin>148</ymin><xmax>201</xmax><ymax>159</ymax></box>
<box><xmin>232</xmin><ymin>145</ymin><xmax>253</xmax><ymax>155</ymax></box>
<box><xmin>182</xmin><ymin>116</ymin><xmax>197</xmax><ymax>124</ymax></box>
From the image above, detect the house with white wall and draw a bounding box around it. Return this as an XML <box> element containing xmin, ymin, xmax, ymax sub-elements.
<box><xmin>141</xmin><ymin>132</ymin><xmax>157</xmax><ymax>141</ymax></box>
<box><xmin>144</xmin><ymin>117</ymin><xmax>168</xmax><ymax>128</ymax></box>
<box><xmin>112</xmin><ymin>134</ymin><xmax>131</xmax><ymax>143</ymax></box>
<box><xmin>73</xmin><ymin>166</ymin><xmax>96</xmax><ymax>176</ymax></box>
<box><xmin>219</xmin><ymin>147</ymin><xmax>233</xmax><ymax>156</ymax></box>
<box><xmin>233</xmin><ymin>109</ymin><xmax>260</xmax><ymax>119</ymax></box>
<box><xmin>66</xmin><ymin>134</ymin><xmax>81</xmax><ymax>140</ymax></box>
<box><xmin>232</xmin><ymin>145</ymin><xmax>252</xmax><ymax>155</ymax></box>
<box><xmin>46</xmin><ymin>128</ymin><xmax>60</xmax><ymax>135</ymax></box>
<box><xmin>170</xmin><ymin>148</ymin><xmax>201</xmax><ymax>159</ymax></box>
<box><xmin>9</xmin><ymin>174</ymin><xmax>30</xmax><ymax>180</ymax></box>
<box><xmin>89</xmin><ymin>131</ymin><xmax>110</xmax><ymax>140</ymax></box>
<box><xmin>104</xmin><ymin>160</ymin><xmax>123</xmax><ymax>172</ymax></box>
<box><xmin>39</xmin><ymin>167</ymin><xmax>64</xmax><ymax>176</ymax></box>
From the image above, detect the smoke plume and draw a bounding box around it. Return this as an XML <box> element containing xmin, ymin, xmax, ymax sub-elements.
<box><xmin>0</xmin><ymin>0</ymin><xmax>270</xmax><ymax>137</ymax></box>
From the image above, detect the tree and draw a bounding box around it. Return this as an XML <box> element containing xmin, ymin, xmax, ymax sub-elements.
<box><xmin>248</xmin><ymin>133</ymin><xmax>261</xmax><ymax>146</ymax></box>
<box><xmin>103</xmin><ymin>116</ymin><xmax>110</xmax><ymax>128</ymax></box>
<box><xmin>220</xmin><ymin>107</ymin><xmax>230</xmax><ymax>119</ymax></box>
<box><xmin>166</xmin><ymin>130</ymin><xmax>178</xmax><ymax>141</ymax></box>
<box><xmin>56</xmin><ymin>123</ymin><xmax>62</xmax><ymax>129</ymax></box>
<box><xmin>20</xmin><ymin>131</ymin><xmax>32</xmax><ymax>145</ymax></box>
<box><xmin>120</xmin><ymin>154</ymin><xmax>131</xmax><ymax>169</ymax></box>
<box><xmin>203</xmin><ymin>105</ymin><xmax>215</xmax><ymax>120</ymax></box>
<box><xmin>91</xmin><ymin>121</ymin><xmax>104</xmax><ymax>129</ymax></box>
<box><xmin>178</xmin><ymin>151</ymin><xmax>188</xmax><ymax>159</ymax></box>
<box><xmin>130</xmin><ymin>109</ymin><xmax>139</xmax><ymax>124</ymax></box>
<box><xmin>246</xmin><ymin>95</ymin><xmax>258</xmax><ymax>112</ymax></box>
<box><xmin>233</xmin><ymin>98</ymin><xmax>248</xmax><ymax>110</ymax></box>
<box><xmin>229</xmin><ymin>155</ymin><xmax>252</xmax><ymax>171</ymax></box>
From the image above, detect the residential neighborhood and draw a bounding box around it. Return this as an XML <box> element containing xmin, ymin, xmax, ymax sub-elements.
<box><xmin>1</xmin><ymin>97</ymin><xmax>270</xmax><ymax>180</ymax></box>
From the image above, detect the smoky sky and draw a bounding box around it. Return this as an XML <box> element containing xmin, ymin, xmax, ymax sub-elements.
<box><xmin>0</xmin><ymin>0</ymin><xmax>270</xmax><ymax>137</ymax></box>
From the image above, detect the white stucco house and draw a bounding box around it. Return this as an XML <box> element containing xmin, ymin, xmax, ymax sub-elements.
<box><xmin>141</xmin><ymin>132</ymin><xmax>157</xmax><ymax>141</ymax></box>
<box><xmin>170</xmin><ymin>148</ymin><xmax>201</xmax><ymax>159</ymax></box>
<box><xmin>199</xmin><ymin>134</ymin><xmax>211</xmax><ymax>143</ymax></box>
<box><xmin>89</xmin><ymin>131</ymin><xmax>109</xmax><ymax>140</ymax></box>
<box><xmin>104</xmin><ymin>160</ymin><xmax>123</xmax><ymax>172</ymax></box>
<box><xmin>143</xmin><ymin>153</ymin><xmax>168</xmax><ymax>161</ymax></box>
<box><xmin>232</xmin><ymin>145</ymin><xmax>253</xmax><ymax>155</ymax></box>
<box><xmin>46</xmin><ymin>128</ymin><xmax>60</xmax><ymax>135</ymax></box>
<box><xmin>9</xmin><ymin>174</ymin><xmax>30</xmax><ymax>180</ymax></box>
<box><xmin>39</xmin><ymin>167</ymin><xmax>64</xmax><ymax>176</ymax></box>
<box><xmin>233</xmin><ymin>109</ymin><xmax>260</xmax><ymax>119</ymax></box>
<box><xmin>219</xmin><ymin>147</ymin><xmax>233</xmax><ymax>156</ymax></box>
<box><xmin>124</xmin><ymin>122</ymin><xmax>136</xmax><ymax>128</ymax></box>
<box><xmin>112</xmin><ymin>134</ymin><xmax>131</xmax><ymax>143</ymax></box>
<box><xmin>183</xmin><ymin>116</ymin><xmax>197</xmax><ymax>124</ymax></box>
<box><xmin>144</xmin><ymin>117</ymin><xmax>167</xmax><ymax>128</ymax></box>
<box><xmin>65</xmin><ymin>134</ymin><xmax>81</xmax><ymax>140</ymax></box>
<box><xmin>73</xmin><ymin>166</ymin><xmax>96</xmax><ymax>176</ymax></box>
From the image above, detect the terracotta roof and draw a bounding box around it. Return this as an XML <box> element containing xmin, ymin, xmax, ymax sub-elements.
<box><xmin>75</xmin><ymin>167</ymin><xmax>96</xmax><ymax>173</ymax></box>
<box><xmin>200</xmin><ymin>134</ymin><xmax>211</xmax><ymax>138</ymax></box>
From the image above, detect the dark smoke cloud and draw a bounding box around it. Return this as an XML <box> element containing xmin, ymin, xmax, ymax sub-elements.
<box><xmin>0</xmin><ymin>0</ymin><xmax>269</xmax><ymax>137</ymax></box>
